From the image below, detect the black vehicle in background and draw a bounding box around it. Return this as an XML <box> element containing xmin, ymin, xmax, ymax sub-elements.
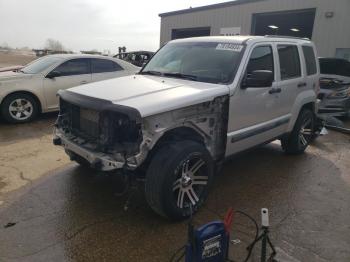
<box><xmin>318</xmin><ymin>58</ymin><xmax>350</xmax><ymax>118</ymax></box>
<box><xmin>114</xmin><ymin>51</ymin><xmax>154</xmax><ymax>67</ymax></box>
<box><xmin>319</xmin><ymin>58</ymin><xmax>350</xmax><ymax>83</ymax></box>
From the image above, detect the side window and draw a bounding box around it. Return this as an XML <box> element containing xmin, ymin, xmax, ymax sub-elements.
<box><xmin>320</xmin><ymin>59</ymin><xmax>337</xmax><ymax>75</ymax></box>
<box><xmin>113</xmin><ymin>61</ymin><xmax>123</xmax><ymax>71</ymax></box>
<box><xmin>135</xmin><ymin>54</ymin><xmax>142</xmax><ymax>62</ymax></box>
<box><xmin>278</xmin><ymin>45</ymin><xmax>301</xmax><ymax>80</ymax></box>
<box><xmin>302</xmin><ymin>46</ymin><xmax>317</xmax><ymax>75</ymax></box>
<box><xmin>54</xmin><ymin>58</ymin><xmax>90</xmax><ymax>76</ymax></box>
<box><xmin>246</xmin><ymin>46</ymin><xmax>274</xmax><ymax>76</ymax></box>
<box><xmin>344</xmin><ymin>62</ymin><xmax>350</xmax><ymax>77</ymax></box>
<box><xmin>338</xmin><ymin>60</ymin><xmax>350</xmax><ymax>77</ymax></box>
<box><xmin>91</xmin><ymin>59</ymin><xmax>123</xmax><ymax>73</ymax></box>
<box><xmin>320</xmin><ymin>59</ymin><xmax>350</xmax><ymax>77</ymax></box>
<box><xmin>126</xmin><ymin>54</ymin><xmax>135</xmax><ymax>62</ymax></box>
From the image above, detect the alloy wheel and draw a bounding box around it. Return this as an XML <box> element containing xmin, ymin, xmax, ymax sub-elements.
<box><xmin>9</xmin><ymin>98</ymin><xmax>33</xmax><ymax>121</ymax></box>
<box><xmin>299</xmin><ymin>117</ymin><xmax>313</xmax><ymax>147</ymax></box>
<box><xmin>172</xmin><ymin>157</ymin><xmax>208</xmax><ymax>209</ymax></box>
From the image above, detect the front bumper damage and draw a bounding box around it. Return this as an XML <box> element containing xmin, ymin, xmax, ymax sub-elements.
<box><xmin>318</xmin><ymin>79</ymin><xmax>350</xmax><ymax>117</ymax></box>
<box><xmin>54</xmin><ymin>131</ymin><xmax>134</xmax><ymax>171</ymax></box>
<box><xmin>53</xmin><ymin>90</ymin><xmax>143</xmax><ymax>171</ymax></box>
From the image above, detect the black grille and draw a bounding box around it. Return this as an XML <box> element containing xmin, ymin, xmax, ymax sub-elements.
<box><xmin>58</xmin><ymin>94</ymin><xmax>142</xmax><ymax>155</ymax></box>
<box><xmin>79</xmin><ymin>108</ymin><xmax>100</xmax><ymax>138</ymax></box>
<box><xmin>60</xmin><ymin>100</ymin><xmax>100</xmax><ymax>141</ymax></box>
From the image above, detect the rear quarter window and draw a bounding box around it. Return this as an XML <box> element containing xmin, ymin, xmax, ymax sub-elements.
<box><xmin>302</xmin><ymin>46</ymin><xmax>317</xmax><ymax>75</ymax></box>
<box><xmin>92</xmin><ymin>59</ymin><xmax>123</xmax><ymax>73</ymax></box>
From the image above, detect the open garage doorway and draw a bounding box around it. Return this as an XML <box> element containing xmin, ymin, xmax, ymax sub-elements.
<box><xmin>252</xmin><ymin>9</ymin><xmax>316</xmax><ymax>39</ymax></box>
<box><xmin>171</xmin><ymin>27</ymin><xmax>211</xmax><ymax>40</ymax></box>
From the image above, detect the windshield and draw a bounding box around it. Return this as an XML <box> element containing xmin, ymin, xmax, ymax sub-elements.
<box><xmin>21</xmin><ymin>56</ymin><xmax>62</xmax><ymax>74</ymax></box>
<box><xmin>141</xmin><ymin>41</ymin><xmax>244</xmax><ymax>84</ymax></box>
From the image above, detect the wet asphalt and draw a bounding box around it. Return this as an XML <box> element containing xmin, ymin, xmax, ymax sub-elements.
<box><xmin>0</xmin><ymin>116</ymin><xmax>350</xmax><ymax>262</ymax></box>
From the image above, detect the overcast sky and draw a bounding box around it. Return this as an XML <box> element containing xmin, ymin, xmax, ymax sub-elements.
<box><xmin>0</xmin><ymin>0</ymin><xmax>227</xmax><ymax>53</ymax></box>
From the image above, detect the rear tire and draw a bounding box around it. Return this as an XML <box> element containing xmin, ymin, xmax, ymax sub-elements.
<box><xmin>1</xmin><ymin>93</ymin><xmax>39</xmax><ymax>123</ymax></box>
<box><xmin>281</xmin><ymin>109</ymin><xmax>314</xmax><ymax>154</ymax></box>
<box><xmin>145</xmin><ymin>140</ymin><xmax>214</xmax><ymax>220</ymax></box>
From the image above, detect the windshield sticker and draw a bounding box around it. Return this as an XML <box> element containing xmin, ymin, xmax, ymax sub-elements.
<box><xmin>216</xmin><ymin>43</ymin><xmax>243</xmax><ymax>52</ymax></box>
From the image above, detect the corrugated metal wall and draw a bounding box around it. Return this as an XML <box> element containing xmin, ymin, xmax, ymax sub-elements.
<box><xmin>160</xmin><ymin>0</ymin><xmax>350</xmax><ymax>57</ymax></box>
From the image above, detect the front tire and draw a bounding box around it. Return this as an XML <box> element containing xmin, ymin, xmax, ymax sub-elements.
<box><xmin>1</xmin><ymin>93</ymin><xmax>39</xmax><ymax>123</ymax></box>
<box><xmin>145</xmin><ymin>140</ymin><xmax>214</xmax><ymax>220</ymax></box>
<box><xmin>281</xmin><ymin>109</ymin><xmax>314</xmax><ymax>154</ymax></box>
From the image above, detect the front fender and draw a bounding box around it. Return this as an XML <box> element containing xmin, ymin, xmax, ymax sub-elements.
<box><xmin>0</xmin><ymin>77</ymin><xmax>45</xmax><ymax>111</ymax></box>
<box><xmin>138</xmin><ymin>95</ymin><xmax>229</xmax><ymax>164</ymax></box>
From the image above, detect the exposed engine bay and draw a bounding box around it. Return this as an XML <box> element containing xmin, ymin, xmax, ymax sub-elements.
<box><xmin>54</xmin><ymin>90</ymin><xmax>229</xmax><ymax>172</ymax></box>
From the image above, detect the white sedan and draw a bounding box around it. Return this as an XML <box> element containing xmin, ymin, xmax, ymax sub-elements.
<box><xmin>0</xmin><ymin>54</ymin><xmax>139</xmax><ymax>123</ymax></box>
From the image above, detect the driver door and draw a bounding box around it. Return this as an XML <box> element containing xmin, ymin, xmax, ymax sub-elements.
<box><xmin>226</xmin><ymin>44</ymin><xmax>285</xmax><ymax>156</ymax></box>
<box><xmin>43</xmin><ymin>58</ymin><xmax>92</xmax><ymax>110</ymax></box>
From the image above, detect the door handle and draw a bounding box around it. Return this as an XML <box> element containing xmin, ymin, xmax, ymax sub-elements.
<box><xmin>269</xmin><ymin>87</ymin><xmax>282</xmax><ymax>94</ymax></box>
<box><xmin>297</xmin><ymin>82</ymin><xmax>307</xmax><ymax>88</ymax></box>
<box><xmin>80</xmin><ymin>81</ymin><xmax>88</xmax><ymax>85</ymax></box>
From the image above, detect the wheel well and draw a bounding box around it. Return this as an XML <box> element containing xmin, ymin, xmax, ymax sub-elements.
<box><xmin>138</xmin><ymin>127</ymin><xmax>205</xmax><ymax>175</ymax></box>
<box><xmin>300</xmin><ymin>102</ymin><xmax>315</xmax><ymax>114</ymax></box>
<box><xmin>1</xmin><ymin>91</ymin><xmax>42</xmax><ymax>113</ymax></box>
<box><xmin>156</xmin><ymin>127</ymin><xmax>205</xmax><ymax>146</ymax></box>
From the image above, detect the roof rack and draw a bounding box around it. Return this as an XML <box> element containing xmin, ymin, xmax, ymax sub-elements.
<box><xmin>264</xmin><ymin>35</ymin><xmax>310</xmax><ymax>40</ymax></box>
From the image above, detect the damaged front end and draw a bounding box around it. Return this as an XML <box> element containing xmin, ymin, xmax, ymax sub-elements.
<box><xmin>318</xmin><ymin>78</ymin><xmax>350</xmax><ymax>117</ymax></box>
<box><xmin>53</xmin><ymin>90</ymin><xmax>143</xmax><ymax>171</ymax></box>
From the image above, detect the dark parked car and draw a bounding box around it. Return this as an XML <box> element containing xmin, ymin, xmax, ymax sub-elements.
<box><xmin>318</xmin><ymin>58</ymin><xmax>350</xmax><ymax>117</ymax></box>
<box><xmin>319</xmin><ymin>58</ymin><xmax>350</xmax><ymax>83</ymax></box>
<box><xmin>114</xmin><ymin>51</ymin><xmax>154</xmax><ymax>67</ymax></box>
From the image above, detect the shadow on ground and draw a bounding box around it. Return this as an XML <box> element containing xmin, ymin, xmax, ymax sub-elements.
<box><xmin>0</xmin><ymin>112</ymin><xmax>58</xmax><ymax>144</ymax></box>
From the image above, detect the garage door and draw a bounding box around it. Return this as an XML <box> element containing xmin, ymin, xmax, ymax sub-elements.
<box><xmin>171</xmin><ymin>27</ymin><xmax>211</xmax><ymax>40</ymax></box>
<box><xmin>252</xmin><ymin>9</ymin><xmax>316</xmax><ymax>39</ymax></box>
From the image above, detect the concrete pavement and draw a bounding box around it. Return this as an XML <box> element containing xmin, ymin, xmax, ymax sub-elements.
<box><xmin>0</xmin><ymin>116</ymin><xmax>349</xmax><ymax>261</ymax></box>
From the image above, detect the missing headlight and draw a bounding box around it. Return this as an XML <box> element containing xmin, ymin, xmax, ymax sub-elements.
<box><xmin>99</xmin><ymin>111</ymin><xmax>142</xmax><ymax>155</ymax></box>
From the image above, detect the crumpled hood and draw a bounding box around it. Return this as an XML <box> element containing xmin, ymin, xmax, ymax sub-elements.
<box><xmin>68</xmin><ymin>75</ymin><xmax>230</xmax><ymax>117</ymax></box>
<box><xmin>0</xmin><ymin>71</ymin><xmax>33</xmax><ymax>82</ymax></box>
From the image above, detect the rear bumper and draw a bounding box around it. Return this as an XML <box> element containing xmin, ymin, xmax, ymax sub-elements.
<box><xmin>54</xmin><ymin>131</ymin><xmax>136</xmax><ymax>171</ymax></box>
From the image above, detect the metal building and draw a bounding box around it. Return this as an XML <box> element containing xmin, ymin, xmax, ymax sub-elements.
<box><xmin>159</xmin><ymin>0</ymin><xmax>350</xmax><ymax>59</ymax></box>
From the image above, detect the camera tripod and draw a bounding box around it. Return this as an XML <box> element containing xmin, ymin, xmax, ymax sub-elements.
<box><xmin>242</xmin><ymin>208</ymin><xmax>277</xmax><ymax>262</ymax></box>
<box><xmin>246</xmin><ymin>225</ymin><xmax>277</xmax><ymax>262</ymax></box>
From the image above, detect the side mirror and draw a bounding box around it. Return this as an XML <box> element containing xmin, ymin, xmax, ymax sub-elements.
<box><xmin>46</xmin><ymin>71</ymin><xmax>61</xmax><ymax>79</ymax></box>
<box><xmin>242</xmin><ymin>70</ymin><xmax>274</xmax><ymax>88</ymax></box>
